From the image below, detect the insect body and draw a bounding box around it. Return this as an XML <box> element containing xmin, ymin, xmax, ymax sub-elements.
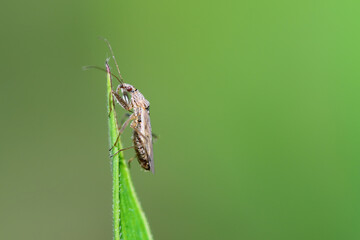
<box><xmin>110</xmin><ymin>78</ymin><xmax>154</xmax><ymax>173</ymax></box>
<box><xmin>103</xmin><ymin>40</ymin><xmax>154</xmax><ymax>173</ymax></box>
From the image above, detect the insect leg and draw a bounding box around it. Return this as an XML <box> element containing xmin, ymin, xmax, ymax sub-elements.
<box><xmin>110</xmin><ymin>145</ymin><xmax>135</xmax><ymax>158</ymax></box>
<box><xmin>120</xmin><ymin>113</ymin><xmax>131</xmax><ymax>125</ymax></box>
<box><xmin>115</xmin><ymin>85</ymin><xmax>131</xmax><ymax>106</ymax></box>
<box><xmin>127</xmin><ymin>155</ymin><xmax>137</xmax><ymax>168</ymax></box>
<box><xmin>112</xmin><ymin>90</ymin><xmax>132</xmax><ymax>111</ymax></box>
<box><xmin>109</xmin><ymin>113</ymin><xmax>135</xmax><ymax>151</ymax></box>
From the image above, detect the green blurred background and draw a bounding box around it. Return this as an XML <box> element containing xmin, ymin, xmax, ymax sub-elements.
<box><xmin>1</xmin><ymin>0</ymin><xmax>360</xmax><ymax>239</ymax></box>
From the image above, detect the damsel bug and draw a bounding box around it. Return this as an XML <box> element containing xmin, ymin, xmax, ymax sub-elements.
<box><xmin>85</xmin><ymin>40</ymin><xmax>155</xmax><ymax>173</ymax></box>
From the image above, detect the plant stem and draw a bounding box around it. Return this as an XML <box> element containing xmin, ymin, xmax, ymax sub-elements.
<box><xmin>106</xmin><ymin>70</ymin><xmax>153</xmax><ymax>240</ymax></box>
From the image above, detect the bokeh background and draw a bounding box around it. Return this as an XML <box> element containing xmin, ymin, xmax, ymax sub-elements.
<box><xmin>1</xmin><ymin>0</ymin><xmax>360</xmax><ymax>239</ymax></box>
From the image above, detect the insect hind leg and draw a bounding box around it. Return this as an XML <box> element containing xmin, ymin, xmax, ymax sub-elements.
<box><xmin>109</xmin><ymin>113</ymin><xmax>135</xmax><ymax>151</ymax></box>
<box><xmin>127</xmin><ymin>155</ymin><xmax>137</xmax><ymax>168</ymax></box>
<box><xmin>110</xmin><ymin>145</ymin><xmax>135</xmax><ymax>158</ymax></box>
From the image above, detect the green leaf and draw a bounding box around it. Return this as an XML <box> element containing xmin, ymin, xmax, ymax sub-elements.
<box><xmin>106</xmin><ymin>70</ymin><xmax>153</xmax><ymax>240</ymax></box>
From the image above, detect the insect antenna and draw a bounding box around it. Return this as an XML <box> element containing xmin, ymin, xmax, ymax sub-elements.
<box><xmin>82</xmin><ymin>65</ymin><xmax>122</xmax><ymax>84</ymax></box>
<box><xmin>101</xmin><ymin>38</ymin><xmax>124</xmax><ymax>83</ymax></box>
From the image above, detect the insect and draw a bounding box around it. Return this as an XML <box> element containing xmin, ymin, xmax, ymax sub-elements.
<box><xmin>86</xmin><ymin>39</ymin><xmax>154</xmax><ymax>173</ymax></box>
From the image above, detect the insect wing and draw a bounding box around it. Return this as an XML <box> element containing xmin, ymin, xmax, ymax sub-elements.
<box><xmin>142</xmin><ymin>108</ymin><xmax>154</xmax><ymax>173</ymax></box>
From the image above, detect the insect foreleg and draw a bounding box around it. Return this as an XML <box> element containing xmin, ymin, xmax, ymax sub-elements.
<box><xmin>112</xmin><ymin>90</ymin><xmax>132</xmax><ymax>111</ymax></box>
<box><xmin>116</xmin><ymin>85</ymin><xmax>131</xmax><ymax>106</ymax></box>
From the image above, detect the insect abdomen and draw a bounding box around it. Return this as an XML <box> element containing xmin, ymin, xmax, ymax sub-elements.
<box><xmin>133</xmin><ymin>132</ymin><xmax>151</xmax><ymax>170</ymax></box>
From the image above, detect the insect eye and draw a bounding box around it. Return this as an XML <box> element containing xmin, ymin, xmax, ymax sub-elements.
<box><xmin>126</xmin><ymin>86</ymin><xmax>133</xmax><ymax>92</ymax></box>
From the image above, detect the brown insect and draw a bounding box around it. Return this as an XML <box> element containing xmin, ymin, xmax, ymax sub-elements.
<box><xmin>85</xmin><ymin>40</ymin><xmax>154</xmax><ymax>173</ymax></box>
